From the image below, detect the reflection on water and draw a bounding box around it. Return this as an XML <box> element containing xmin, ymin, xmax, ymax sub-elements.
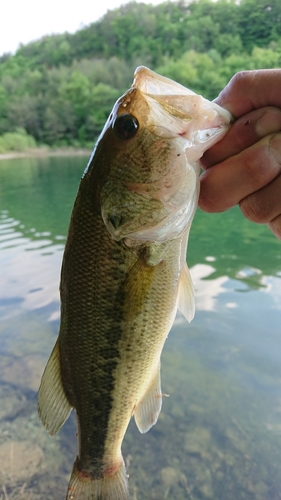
<box><xmin>0</xmin><ymin>156</ymin><xmax>281</xmax><ymax>499</ymax></box>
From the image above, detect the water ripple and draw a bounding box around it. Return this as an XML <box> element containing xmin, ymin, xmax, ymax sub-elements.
<box><xmin>0</xmin><ymin>211</ymin><xmax>62</xmax><ymax>317</ymax></box>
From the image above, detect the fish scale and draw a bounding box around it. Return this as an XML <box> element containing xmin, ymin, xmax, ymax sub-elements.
<box><xmin>38</xmin><ymin>66</ymin><xmax>232</xmax><ymax>499</ymax></box>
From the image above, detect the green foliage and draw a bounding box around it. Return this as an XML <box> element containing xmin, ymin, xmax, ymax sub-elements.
<box><xmin>0</xmin><ymin>0</ymin><xmax>281</xmax><ymax>150</ymax></box>
<box><xmin>238</xmin><ymin>0</ymin><xmax>281</xmax><ymax>52</ymax></box>
<box><xmin>0</xmin><ymin>128</ymin><xmax>36</xmax><ymax>153</ymax></box>
<box><xmin>0</xmin><ymin>84</ymin><xmax>7</xmax><ymax>117</ymax></box>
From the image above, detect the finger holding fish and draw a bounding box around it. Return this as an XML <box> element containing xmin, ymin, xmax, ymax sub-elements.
<box><xmin>199</xmin><ymin>131</ymin><xmax>281</xmax><ymax>213</ymax></box>
<box><xmin>199</xmin><ymin>107</ymin><xmax>281</xmax><ymax>240</ymax></box>
<box><xmin>201</xmin><ymin>106</ymin><xmax>281</xmax><ymax>169</ymax></box>
<box><xmin>200</xmin><ymin>69</ymin><xmax>281</xmax><ymax>239</ymax></box>
<box><xmin>240</xmin><ymin>171</ymin><xmax>281</xmax><ymax>240</ymax></box>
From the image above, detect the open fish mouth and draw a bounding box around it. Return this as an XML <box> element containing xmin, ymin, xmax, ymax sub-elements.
<box><xmin>131</xmin><ymin>67</ymin><xmax>233</xmax><ymax>164</ymax></box>
<box><xmin>132</xmin><ymin>66</ymin><xmax>232</xmax><ymax>144</ymax></box>
<box><xmin>133</xmin><ymin>66</ymin><xmax>231</xmax><ymax>122</ymax></box>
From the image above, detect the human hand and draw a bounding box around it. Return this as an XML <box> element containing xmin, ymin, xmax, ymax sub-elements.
<box><xmin>199</xmin><ymin>69</ymin><xmax>281</xmax><ymax>239</ymax></box>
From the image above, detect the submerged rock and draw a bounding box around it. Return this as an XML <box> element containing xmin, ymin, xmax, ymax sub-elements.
<box><xmin>0</xmin><ymin>354</ymin><xmax>44</xmax><ymax>393</ymax></box>
<box><xmin>0</xmin><ymin>440</ymin><xmax>43</xmax><ymax>483</ymax></box>
<box><xmin>161</xmin><ymin>467</ymin><xmax>182</xmax><ymax>486</ymax></box>
<box><xmin>184</xmin><ymin>427</ymin><xmax>212</xmax><ymax>457</ymax></box>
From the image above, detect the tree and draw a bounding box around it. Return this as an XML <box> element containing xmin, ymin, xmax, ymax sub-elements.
<box><xmin>238</xmin><ymin>0</ymin><xmax>281</xmax><ymax>51</ymax></box>
<box><xmin>1</xmin><ymin>0</ymin><xmax>281</xmax><ymax>148</ymax></box>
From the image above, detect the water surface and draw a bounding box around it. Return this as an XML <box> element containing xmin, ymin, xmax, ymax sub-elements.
<box><xmin>0</xmin><ymin>156</ymin><xmax>281</xmax><ymax>500</ymax></box>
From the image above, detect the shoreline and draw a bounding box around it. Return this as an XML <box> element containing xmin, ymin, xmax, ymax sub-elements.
<box><xmin>0</xmin><ymin>147</ymin><xmax>92</xmax><ymax>161</ymax></box>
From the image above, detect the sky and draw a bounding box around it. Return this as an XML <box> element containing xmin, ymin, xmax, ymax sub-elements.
<box><xmin>0</xmin><ymin>0</ymin><xmax>167</xmax><ymax>57</ymax></box>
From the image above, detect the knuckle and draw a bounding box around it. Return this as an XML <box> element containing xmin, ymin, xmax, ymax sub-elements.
<box><xmin>244</xmin><ymin>155</ymin><xmax>269</xmax><ymax>187</ymax></box>
<box><xmin>229</xmin><ymin>70</ymin><xmax>256</xmax><ymax>92</ymax></box>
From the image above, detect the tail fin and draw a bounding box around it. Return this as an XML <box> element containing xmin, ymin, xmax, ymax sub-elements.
<box><xmin>66</xmin><ymin>458</ymin><xmax>129</xmax><ymax>500</ymax></box>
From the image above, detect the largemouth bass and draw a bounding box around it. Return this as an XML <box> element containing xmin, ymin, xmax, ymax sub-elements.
<box><xmin>38</xmin><ymin>67</ymin><xmax>232</xmax><ymax>500</ymax></box>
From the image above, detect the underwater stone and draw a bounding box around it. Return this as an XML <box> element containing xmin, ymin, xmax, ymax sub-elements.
<box><xmin>0</xmin><ymin>440</ymin><xmax>43</xmax><ymax>483</ymax></box>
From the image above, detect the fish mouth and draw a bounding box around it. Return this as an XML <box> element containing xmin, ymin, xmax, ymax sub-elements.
<box><xmin>131</xmin><ymin>67</ymin><xmax>233</xmax><ymax>146</ymax></box>
<box><xmin>133</xmin><ymin>66</ymin><xmax>232</xmax><ymax>124</ymax></box>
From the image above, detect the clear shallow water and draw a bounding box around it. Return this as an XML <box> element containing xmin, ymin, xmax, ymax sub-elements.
<box><xmin>0</xmin><ymin>156</ymin><xmax>281</xmax><ymax>500</ymax></box>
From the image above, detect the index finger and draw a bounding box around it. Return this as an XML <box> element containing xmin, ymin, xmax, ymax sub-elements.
<box><xmin>199</xmin><ymin>132</ymin><xmax>281</xmax><ymax>213</ymax></box>
<box><xmin>202</xmin><ymin>106</ymin><xmax>281</xmax><ymax>168</ymax></box>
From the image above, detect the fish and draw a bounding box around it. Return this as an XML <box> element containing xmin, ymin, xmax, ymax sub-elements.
<box><xmin>38</xmin><ymin>66</ymin><xmax>232</xmax><ymax>500</ymax></box>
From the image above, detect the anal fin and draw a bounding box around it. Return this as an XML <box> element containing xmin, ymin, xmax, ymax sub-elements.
<box><xmin>134</xmin><ymin>363</ymin><xmax>162</xmax><ymax>434</ymax></box>
<box><xmin>177</xmin><ymin>262</ymin><xmax>195</xmax><ymax>322</ymax></box>
<box><xmin>38</xmin><ymin>340</ymin><xmax>72</xmax><ymax>435</ymax></box>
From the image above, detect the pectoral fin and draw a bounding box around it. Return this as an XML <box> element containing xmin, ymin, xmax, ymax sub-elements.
<box><xmin>122</xmin><ymin>250</ymin><xmax>159</xmax><ymax>321</ymax></box>
<box><xmin>134</xmin><ymin>363</ymin><xmax>162</xmax><ymax>434</ymax></box>
<box><xmin>177</xmin><ymin>262</ymin><xmax>195</xmax><ymax>322</ymax></box>
<box><xmin>38</xmin><ymin>340</ymin><xmax>72</xmax><ymax>435</ymax></box>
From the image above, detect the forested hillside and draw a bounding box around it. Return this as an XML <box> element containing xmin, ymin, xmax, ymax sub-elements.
<box><xmin>0</xmin><ymin>0</ymin><xmax>281</xmax><ymax>151</ymax></box>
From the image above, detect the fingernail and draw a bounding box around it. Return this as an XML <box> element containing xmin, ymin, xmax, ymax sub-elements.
<box><xmin>269</xmin><ymin>135</ymin><xmax>281</xmax><ymax>164</ymax></box>
<box><xmin>256</xmin><ymin>109</ymin><xmax>281</xmax><ymax>137</ymax></box>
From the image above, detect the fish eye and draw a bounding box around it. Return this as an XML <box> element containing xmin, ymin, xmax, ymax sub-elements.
<box><xmin>113</xmin><ymin>114</ymin><xmax>139</xmax><ymax>140</ymax></box>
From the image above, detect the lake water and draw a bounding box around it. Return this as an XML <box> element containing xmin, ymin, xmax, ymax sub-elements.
<box><xmin>0</xmin><ymin>155</ymin><xmax>281</xmax><ymax>500</ymax></box>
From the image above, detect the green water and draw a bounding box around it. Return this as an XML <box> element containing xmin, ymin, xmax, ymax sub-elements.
<box><xmin>0</xmin><ymin>156</ymin><xmax>281</xmax><ymax>500</ymax></box>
